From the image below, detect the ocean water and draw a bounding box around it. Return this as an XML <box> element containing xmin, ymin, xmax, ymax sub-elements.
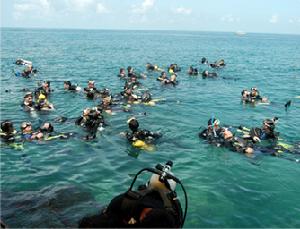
<box><xmin>1</xmin><ymin>28</ymin><xmax>300</xmax><ymax>228</ymax></box>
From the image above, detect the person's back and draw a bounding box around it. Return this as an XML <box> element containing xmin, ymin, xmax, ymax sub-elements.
<box><xmin>79</xmin><ymin>161</ymin><xmax>185</xmax><ymax>228</ymax></box>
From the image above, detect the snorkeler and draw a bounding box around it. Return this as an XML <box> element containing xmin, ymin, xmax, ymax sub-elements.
<box><xmin>75</xmin><ymin>107</ymin><xmax>105</xmax><ymax>140</ymax></box>
<box><xmin>64</xmin><ymin>81</ymin><xmax>81</xmax><ymax>91</ymax></box>
<box><xmin>202</xmin><ymin>70</ymin><xmax>217</xmax><ymax>78</ymax></box>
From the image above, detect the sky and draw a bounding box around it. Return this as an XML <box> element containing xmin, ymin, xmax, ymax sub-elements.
<box><xmin>1</xmin><ymin>0</ymin><xmax>300</xmax><ymax>34</ymax></box>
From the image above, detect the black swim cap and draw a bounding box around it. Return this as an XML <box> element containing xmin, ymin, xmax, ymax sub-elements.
<box><xmin>1</xmin><ymin>120</ymin><xmax>14</xmax><ymax>133</ymax></box>
<box><xmin>64</xmin><ymin>81</ymin><xmax>71</xmax><ymax>86</ymax></box>
<box><xmin>128</xmin><ymin>118</ymin><xmax>139</xmax><ymax>132</ymax></box>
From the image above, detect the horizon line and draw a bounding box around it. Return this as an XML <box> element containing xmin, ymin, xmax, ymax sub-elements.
<box><xmin>1</xmin><ymin>26</ymin><xmax>300</xmax><ymax>36</ymax></box>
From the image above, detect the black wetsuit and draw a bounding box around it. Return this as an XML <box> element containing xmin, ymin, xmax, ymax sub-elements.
<box><xmin>79</xmin><ymin>188</ymin><xmax>182</xmax><ymax>228</ymax></box>
<box><xmin>126</xmin><ymin>129</ymin><xmax>162</xmax><ymax>143</ymax></box>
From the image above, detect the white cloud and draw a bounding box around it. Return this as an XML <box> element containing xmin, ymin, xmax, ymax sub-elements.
<box><xmin>131</xmin><ymin>0</ymin><xmax>155</xmax><ymax>14</ymax></box>
<box><xmin>13</xmin><ymin>0</ymin><xmax>50</xmax><ymax>19</ymax></box>
<box><xmin>96</xmin><ymin>3</ymin><xmax>109</xmax><ymax>14</ymax></box>
<box><xmin>221</xmin><ymin>14</ymin><xmax>240</xmax><ymax>23</ymax></box>
<box><xmin>66</xmin><ymin>0</ymin><xmax>95</xmax><ymax>12</ymax></box>
<box><xmin>288</xmin><ymin>17</ymin><xmax>300</xmax><ymax>24</ymax></box>
<box><xmin>173</xmin><ymin>7</ymin><xmax>192</xmax><ymax>15</ymax></box>
<box><xmin>269</xmin><ymin>14</ymin><xmax>278</xmax><ymax>23</ymax></box>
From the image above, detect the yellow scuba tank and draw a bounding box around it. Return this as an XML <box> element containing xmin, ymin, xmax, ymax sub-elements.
<box><xmin>148</xmin><ymin>161</ymin><xmax>176</xmax><ymax>192</ymax></box>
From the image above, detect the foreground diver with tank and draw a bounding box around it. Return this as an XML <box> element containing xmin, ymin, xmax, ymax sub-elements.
<box><xmin>79</xmin><ymin>161</ymin><xmax>187</xmax><ymax>228</ymax></box>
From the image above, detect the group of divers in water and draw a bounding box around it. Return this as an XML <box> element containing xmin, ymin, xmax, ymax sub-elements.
<box><xmin>1</xmin><ymin>57</ymin><xmax>298</xmax><ymax>160</ymax></box>
<box><xmin>1</xmin><ymin>57</ymin><xmax>299</xmax><ymax>228</ymax></box>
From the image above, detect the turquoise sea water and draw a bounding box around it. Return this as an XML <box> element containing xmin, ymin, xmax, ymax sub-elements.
<box><xmin>1</xmin><ymin>28</ymin><xmax>300</xmax><ymax>228</ymax></box>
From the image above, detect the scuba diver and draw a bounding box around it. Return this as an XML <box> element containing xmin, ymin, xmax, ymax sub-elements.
<box><xmin>64</xmin><ymin>81</ymin><xmax>81</xmax><ymax>91</ymax></box>
<box><xmin>97</xmin><ymin>96</ymin><xmax>113</xmax><ymax>114</ymax></box>
<box><xmin>146</xmin><ymin>63</ymin><xmax>163</xmax><ymax>72</ymax></box>
<box><xmin>22</xmin><ymin>92</ymin><xmax>36</xmax><ymax>112</ymax></box>
<box><xmin>79</xmin><ymin>161</ymin><xmax>187</xmax><ymax>228</ymax></box>
<box><xmin>200</xmin><ymin>57</ymin><xmax>208</xmax><ymax>65</ymax></box>
<box><xmin>163</xmin><ymin>73</ymin><xmax>178</xmax><ymax>86</ymax></box>
<box><xmin>241</xmin><ymin>88</ymin><xmax>268</xmax><ymax>103</ymax></box>
<box><xmin>124</xmin><ymin>117</ymin><xmax>162</xmax><ymax>145</ymax></box>
<box><xmin>118</xmin><ymin>68</ymin><xmax>127</xmax><ymax>79</ymax></box>
<box><xmin>75</xmin><ymin>107</ymin><xmax>105</xmax><ymax>140</ymax></box>
<box><xmin>38</xmin><ymin>122</ymin><xmax>72</xmax><ymax>140</ymax></box>
<box><xmin>127</xmin><ymin>66</ymin><xmax>146</xmax><ymax>79</ymax></box>
<box><xmin>0</xmin><ymin>120</ymin><xmax>17</xmax><ymax>142</ymax></box>
<box><xmin>157</xmin><ymin>71</ymin><xmax>168</xmax><ymax>81</ymax></box>
<box><xmin>84</xmin><ymin>81</ymin><xmax>101</xmax><ymax>99</ymax></box>
<box><xmin>199</xmin><ymin>118</ymin><xmax>223</xmax><ymax>142</ymax></box>
<box><xmin>15</xmin><ymin>58</ymin><xmax>32</xmax><ymax>66</ymax></box>
<box><xmin>125</xmin><ymin>74</ymin><xmax>142</xmax><ymax>90</ymax></box>
<box><xmin>168</xmin><ymin>64</ymin><xmax>181</xmax><ymax>74</ymax></box>
<box><xmin>247</xmin><ymin>117</ymin><xmax>279</xmax><ymax>143</ymax></box>
<box><xmin>202</xmin><ymin>70</ymin><xmax>218</xmax><ymax>78</ymax></box>
<box><xmin>35</xmin><ymin>93</ymin><xmax>54</xmax><ymax>111</ymax></box>
<box><xmin>35</xmin><ymin>81</ymin><xmax>51</xmax><ymax>99</ymax></box>
<box><xmin>20</xmin><ymin>122</ymin><xmax>44</xmax><ymax>141</ymax></box>
<box><xmin>210</xmin><ymin>59</ymin><xmax>226</xmax><ymax>68</ymax></box>
<box><xmin>188</xmin><ymin>66</ymin><xmax>199</xmax><ymax>75</ymax></box>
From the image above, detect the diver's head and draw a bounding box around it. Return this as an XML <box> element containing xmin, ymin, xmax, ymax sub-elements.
<box><xmin>127</xmin><ymin>66</ymin><xmax>133</xmax><ymax>73</ymax></box>
<box><xmin>120</xmin><ymin>68</ymin><xmax>125</xmax><ymax>74</ymax></box>
<box><xmin>263</xmin><ymin>118</ymin><xmax>277</xmax><ymax>131</ymax></box>
<box><xmin>88</xmin><ymin>80</ymin><xmax>95</xmax><ymax>88</ymax></box>
<box><xmin>1</xmin><ymin>120</ymin><xmax>14</xmax><ymax>134</ymax></box>
<box><xmin>208</xmin><ymin>118</ymin><xmax>220</xmax><ymax>128</ymax></box>
<box><xmin>24</xmin><ymin>92</ymin><xmax>33</xmax><ymax>102</ymax></box>
<box><xmin>102</xmin><ymin>96</ymin><xmax>112</xmax><ymax>105</ymax></box>
<box><xmin>40</xmin><ymin>122</ymin><xmax>54</xmax><ymax>133</ymax></box>
<box><xmin>101</xmin><ymin>88</ymin><xmax>110</xmax><ymax>97</ymax></box>
<box><xmin>83</xmin><ymin>108</ymin><xmax>91</xmax><ymax>116</ymax></box>
<box><xmin>161</xmin><ymin>71</ymin><xmax>166</xmax><ymax>78</ymax></box>
<box><xmin>43</xmin><ymin>81</ymin><xmax>50</xmax><ymax>89</ymax></box>
<box><xmin>21</xmin><ymin>121</ymin><xmax>32</xmax><ymax>132</ymax></box>
<box><xmin>64</xmin><ymin>81</ymin><xmax>71</xmax><ymax>89</ymax></box>
<box><xmin>127</xmin><ymin>117</ymin><xmax>139</xmax><ymax>132</ymax></box>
